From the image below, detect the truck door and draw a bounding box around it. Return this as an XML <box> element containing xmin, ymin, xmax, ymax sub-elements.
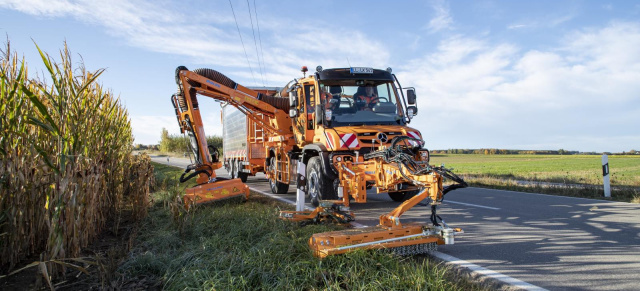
<box><xmin>292</xmin><ymin>83</ymin><xmax>316</xmax><ymax>145</ymax></box>
<box><xmin>304</xmin><ymin>84</ymin><xmax>315</xmax><ymax>131</ymax></box>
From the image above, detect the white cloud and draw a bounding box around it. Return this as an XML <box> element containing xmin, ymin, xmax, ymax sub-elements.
<box><xmin>0</xmin><ymin>0</ymin><xmax>80</xmax><ymax>16</ymax></box>
<box><xmin>400</xmin><ymin>21</ymin><xmax>640</xmax><ymax>152</ymax></box>
<box><xmin>507</xmin><ymin>13</ymin><xmax>575</xmax><ymax>30</ymax></box>
<box><xmin>426</xmin><ymin>0</ymin><xmax>453</xmax><ymax>33</ymax></box>
<box><xmin>507</xmin><ymin>24</ymin><xmax>529</xmax><ymax>30</ymax></box>
<box><xmin>0</xmin><ymin>0</ymin><xmax>389</xmax><ymax>75</ymax></box>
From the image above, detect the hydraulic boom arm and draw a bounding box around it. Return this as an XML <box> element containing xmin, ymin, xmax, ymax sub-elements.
<box><xmin>171</xmin><ymin>66</ymin><xmax>290</xmax><ymax>205</ymax></box>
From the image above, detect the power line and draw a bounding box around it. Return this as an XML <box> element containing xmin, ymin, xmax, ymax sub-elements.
<box><xmin>247</xmin><ymin>0</ymin><xmax>265</xmax><ymax>87</ymax></box>
<box><xmin>254</xmin><ymin>0</ymin><xmax>267</xmax><ymax>85</ymax></box>
<box><xmin>228</xmin><ymin>0</ymin><xmax>257</xmax><ymax>86</ymax></box>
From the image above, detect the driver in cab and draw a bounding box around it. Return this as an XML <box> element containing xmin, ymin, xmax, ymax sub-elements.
<box><xmin>354</xmin><ymin>86</ymin><xmax>379</xmax><ymax>111</ymax></box>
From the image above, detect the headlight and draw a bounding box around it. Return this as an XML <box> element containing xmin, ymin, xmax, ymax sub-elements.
<box><xmin>420</xmin><ymin>150</ymin><xmax>430</xmax><ymax>162</ymax></box>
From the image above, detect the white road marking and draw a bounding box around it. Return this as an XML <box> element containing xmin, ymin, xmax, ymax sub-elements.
<box><xmin>445</xmin><ymin>200</ymin><xmax>501</xmax><ymax>210</ymax></box>
<box><xmin>432</xmin><ymin>252</ymin><xmax>548</xmax><ymax>291</ymax></box>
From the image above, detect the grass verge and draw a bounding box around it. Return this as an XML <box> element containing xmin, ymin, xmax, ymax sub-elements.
<box><xmin>114</xmin><ymin>162</ymin><xmax>486</xmax><ymax>290</ymax></box>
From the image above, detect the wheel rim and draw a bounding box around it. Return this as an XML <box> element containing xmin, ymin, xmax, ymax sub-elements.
<box><xmin>269</xmin><ymin>157</ymin><xmax>276</xmax><ymax>189</ymax></box>
<box><xmin>308</xmin><ymin>171</ymin><xmax>319</xmax><ymax>200</ymax></box>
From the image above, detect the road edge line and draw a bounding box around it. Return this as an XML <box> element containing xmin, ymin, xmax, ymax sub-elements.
<box><xmin>431</xmin><ymin>251</ymin><xmax>548</xmax><ymax>291</ymax></box>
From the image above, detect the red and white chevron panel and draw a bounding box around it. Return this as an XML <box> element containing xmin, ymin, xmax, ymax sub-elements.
<box><xmin>339</xmin><ymin>133</ymin><xmax>359</xmax><ymax>148</ymax></box>
<box><xmin>407</xmin><ymin>131</ymin><xmax>421</xmax><ymax>139</ymax></box>
<box><xmin>324</xmin><ymin>132</ymin><xmax>335</xmax><ymax>150</ymax></box>
<box><xmin>407</xmin><ymin>131</ymin><xmax>424</xmax><ymax>146</ymax></box>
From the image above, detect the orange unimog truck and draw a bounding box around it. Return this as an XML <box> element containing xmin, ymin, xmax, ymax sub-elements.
<box><xmin>173</xmin><ymin>66</ymin><xmax>466</xmax><ymax>257</ymax></box>
<box><xmin>281</xmin><ymin>66</ymin><xmax>427</xmax><ymax>206</ymax></box>
<box><xmin>222</xmin><ymin>66</ymin><xmax>429</xmax><ymax>204</ymax></box>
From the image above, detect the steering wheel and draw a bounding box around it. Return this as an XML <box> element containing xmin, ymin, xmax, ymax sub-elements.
<box><xmin>341</xmin><ymin>97</ymin><xmax>354</xmax><ymax>107</ymax></box>
<box><xmin>377</xmin><ymin>97</ymin><xmax>389</xmax><ymax>102</ymax></box>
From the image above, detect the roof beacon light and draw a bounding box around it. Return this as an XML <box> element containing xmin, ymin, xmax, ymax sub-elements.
<box><xmin>316</xmin><ymin>66</ymin><xmax>323</xmax><ymax>72</ymax></box>
<box><xmin>387</xmin><ymin>67</ymin><xmax>392</xmax><ymax>73</ymax></box>
<box><xmin>301</xmin><ymin>66</ymin><xmax>308</xmax><ymax>77</ymax></box>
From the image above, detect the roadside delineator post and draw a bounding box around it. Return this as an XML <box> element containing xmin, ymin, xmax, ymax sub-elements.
<box><xmin>296</xmin><ymin>160</ymin><xmax>306</xmax><ymax>211</ymax></box>
<box><xmin>602</xmin><ymin>154</ymin><xmax>611</xmax><ymax>198</ymax></box>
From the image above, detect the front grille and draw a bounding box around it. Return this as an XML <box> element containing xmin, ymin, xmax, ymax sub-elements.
<box><xmin>357</xmin><ymin>131</ymin><xmax>402</xmax><ymax>137</ymax></box>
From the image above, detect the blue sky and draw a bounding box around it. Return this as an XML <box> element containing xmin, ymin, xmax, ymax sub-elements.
<box><xmin>1</xmin><ymin>0</ymin><xmax>639</xmax><ymax>152</ymax></box>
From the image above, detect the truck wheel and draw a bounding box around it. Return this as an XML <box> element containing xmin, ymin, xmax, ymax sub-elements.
<box><xmin>307</xmin><ymin>156</ymin><xmax>337</xmax><ymax>207</ymax></box>
<box><xmin>268</xmin><ymin>157</ymin><xmax>289</xmax><ymax>194</ymax></box>
<box><xmin>388</xmin><ymin>189</ymin><xmax>420</xmax><ymax>202</ymax></box>
<box><xmin>236</xmin><ymin>160</ymin><xmax>248</xmax><ymax>183</ymax></box>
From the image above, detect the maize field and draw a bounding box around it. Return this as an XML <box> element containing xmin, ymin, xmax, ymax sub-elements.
<box><xmin>0</xmin><ymin>42</ymin><xmax>154</xmax><ymax>276</ymax></box>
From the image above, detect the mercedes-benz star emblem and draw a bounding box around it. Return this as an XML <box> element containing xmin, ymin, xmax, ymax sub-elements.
<box><xmin>377</xmin><ymin>132</ymin><xmax>388</xmax><ymax>143</ymax></box>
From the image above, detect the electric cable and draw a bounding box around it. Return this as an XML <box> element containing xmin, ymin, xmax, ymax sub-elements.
<box><xmin>228</xmin><ymin>0</ymin><xmax>258</xmax><ymax>86</ymax></box>
<box><xmin>246</xmin><ymin>0</ymin><xmax>266</xmax><ymax>87</ymax></box>
<box><xmin>253</xmin><ymin>0</ymin><xmax>267</xmax><ymax>84</ymax></box>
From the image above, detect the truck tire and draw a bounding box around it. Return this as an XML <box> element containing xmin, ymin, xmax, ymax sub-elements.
<box><xmin>388</xmin><ymin>189</ymin><xmax>420</xmax><ymax>202</ymax></box>
<box><xmin>268</xmin><ymin>157</ymin><xmax>289</xmax><ymax>194</ymax></box>
<box><xmin>307</xmin><ymin>156</ymin><xmax>337</xmax><ymax>207</ymax></box>
<box><xmin>236</xmin><ymin>160</ymin><xmax>248</xmax><ymax>183</ymax></box>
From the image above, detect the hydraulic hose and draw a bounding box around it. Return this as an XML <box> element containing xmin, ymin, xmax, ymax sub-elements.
<box><xmin>176</xmin><ymin>66</ymin><xmax>290</xmax><ymax>111</ymax></box>
<box><xmin>179</xmin><ymin>163</ymin><xmax>213</xmax><ymax>183</ymax></box>
<box><xmin>364</xmin><ymin>135</ymin><xmax>468</xmax><ymax>197</ymax></box>
<box><xmin>180</xmin><ymin>169</ymin><xmax>209</xmax><ymax>183</ymax></box>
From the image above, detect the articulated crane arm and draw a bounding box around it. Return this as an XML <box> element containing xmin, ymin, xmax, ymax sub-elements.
<box><xmin>171</xmin><ymin>66</ymin><xmax>291</xmax><ymax>206</ymax></box>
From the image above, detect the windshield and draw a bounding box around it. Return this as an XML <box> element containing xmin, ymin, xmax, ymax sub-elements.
<box><xmin>320</xmin><ymin>82</ymin><xmax>404</xmax><ymax>126</ymax></box>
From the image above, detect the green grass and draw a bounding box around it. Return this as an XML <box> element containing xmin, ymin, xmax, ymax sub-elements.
<box><xmin>430</xmin><ymin>154</ymin><xmax>640</xmax><ymax>186</ymax></box>
<box><xmin>116</xmin><ymin>162</ymin><xmax>486</xmax><ymax>290</ymax></box>
<box><xmin>430</xmin><ymin>154</ymin><xmax>640</xmax><ymax>202</ymax></box>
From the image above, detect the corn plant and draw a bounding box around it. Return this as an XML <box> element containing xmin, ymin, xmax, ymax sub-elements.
<box><xmin>0</xmin><ymin>41</ymin><xmax>153</xmax><ymax>279</ymax></box>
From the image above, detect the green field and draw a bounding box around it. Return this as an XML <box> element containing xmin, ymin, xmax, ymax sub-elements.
<box><xmin>429</xmin><ymin>154</ymin><xmax>640</xmax><ymax>186</ymax></box>
<box><xmin>429</xmin><ymin>154</ymin><xmax>640</xmax><ymax>202</ymax></box>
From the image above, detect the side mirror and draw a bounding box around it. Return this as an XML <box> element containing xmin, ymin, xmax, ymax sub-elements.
<box><xmin>407</xmin><ymin>89</ymin><xmax>416</xmax><ymax>105</ymax></box>
<box><xmin>288</xmin><ymin>89</ymin><xmax>299</xmax><ymax>117</ymax></box>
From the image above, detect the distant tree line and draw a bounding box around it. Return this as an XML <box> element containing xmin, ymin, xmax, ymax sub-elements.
<box><xmin>133</xmin><ymin>144</ymin><xmax>159</xmax><ymax>151</ymax></box>
<box><xmin>157</xmin><ymin>128</ymin><xmax>223</xmax><ymax>154</ymax></box>
<box><xmin>430</xmin><ymin>149</ymin><xmax>639</xmax><ymax>155</ymax></box>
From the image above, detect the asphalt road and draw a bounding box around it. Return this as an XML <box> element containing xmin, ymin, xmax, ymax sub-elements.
<box><xmin>150</xmin><ymin>155</ymin><xmax>640</xmax><ymax>291</ymax></box>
